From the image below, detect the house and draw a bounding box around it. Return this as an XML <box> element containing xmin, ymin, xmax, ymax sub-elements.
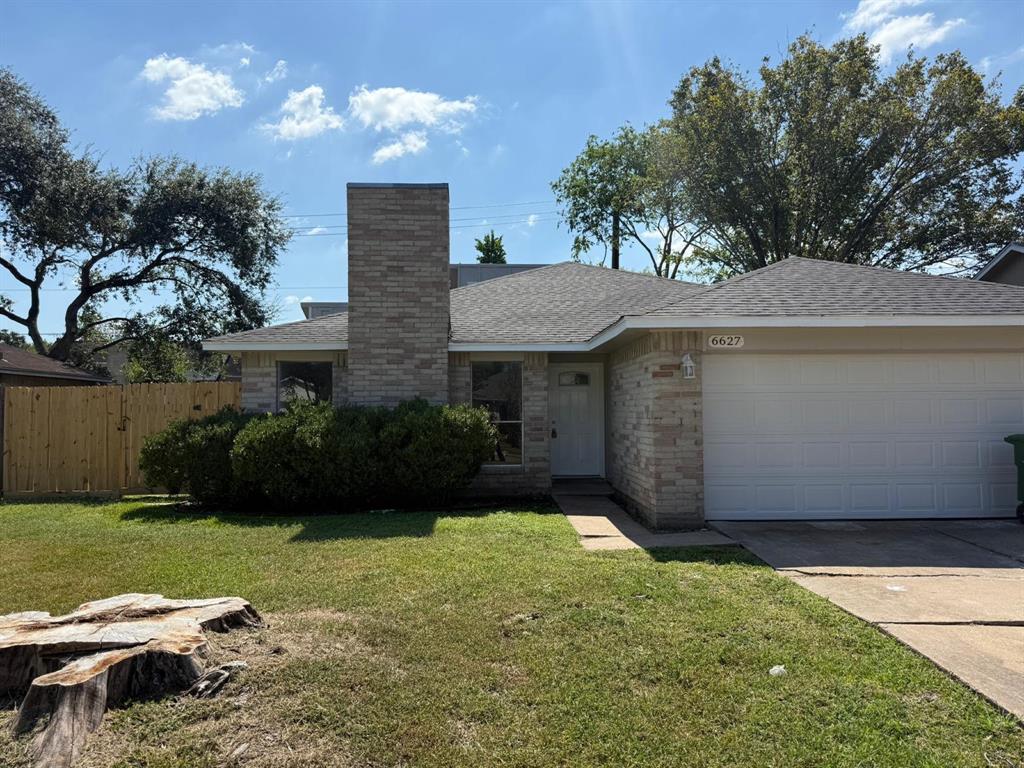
<box><xmin>299</xmin><ymin>263</ymin><xmax>545</xmax><ymax>319</ymax></box>
<box><xmin>0</xmin><ymin>343</ymin><xmax>109</xmax><ymax>386</ymax></box>
<box><xmin>975</xmin><ymin>242</ymin><xmax>1024</xmax><ymax>286</ymax></box>
<box><xmin>205</xmin><ymin>183</ymin><xmax>1024</xmax><ymax>528</ymax></box>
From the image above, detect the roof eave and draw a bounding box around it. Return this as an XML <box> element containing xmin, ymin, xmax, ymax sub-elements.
<box><xmin>205</xmin><ymin>313</ymin><xmax>1024</xmax><ymax>355</ymax></box>
<box><xmin>202</xmin><ymin>340</ymin><xmax>346</xmax><ymax>352</ymax></box>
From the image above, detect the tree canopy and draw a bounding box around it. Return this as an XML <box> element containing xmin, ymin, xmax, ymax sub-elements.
<box><xmin>670</xmin><ymin>36</ymin><xmax>1024</xmax><ymax>278</ymax></box>
<box><xmin>554</xmin><ymin>36</ymin><xmax>1024</xmax><ymax>280</ymax></box>
<box><xmin>0</xmin><ymin>67</ymin><xmax>290</xmax><ymax>364</ymax></box>
<box><xmin>474</xmin><ymin>230</ymin><xmax>507</xmax><ymax>263</ymax></box>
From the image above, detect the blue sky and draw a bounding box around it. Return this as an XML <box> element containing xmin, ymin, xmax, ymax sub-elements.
<box><xmin>2</xmin><ymin>0</ymin><xmax>1023</xmax><ymax>337</ymax></box>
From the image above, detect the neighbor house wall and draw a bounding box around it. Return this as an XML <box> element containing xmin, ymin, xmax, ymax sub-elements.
<box><xmin>239</xmin><ymin>351</ymin><xmax>348</xmax><ymax>412</ymax></box>
<box><xmin>606</xmin><ymin>331</ymin><xmax>704</xmax><ymax>529</ymax></box>
<box><xmin>979</xmin><ymin>255</ymin><xmax>1024</xmax><ymax>287</ymax></box>
<box><xmin>450</xmin><ymin>351</ymin><xmax>551</xmax><ymax>496</ymax></box>
<box><xmin>346</xmin><ymin>183</ymin><xmax>450</xmax><ymax>406</ymax></box>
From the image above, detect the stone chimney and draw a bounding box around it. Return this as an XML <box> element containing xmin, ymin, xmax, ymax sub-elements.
<box><xmin>346</xmin><ymin>183</ymin><xmax>450</xmax><ymax>406</ymax></box>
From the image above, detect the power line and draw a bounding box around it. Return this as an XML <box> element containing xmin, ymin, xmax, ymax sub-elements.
<box><xmin>281</xmin><ymin>199</ymin><xmax>556</xmax><ymax>218</ymax></box>
<box><xmin>292</xmin><ymin>215</ymin><xmax>560</xmax><ymax>237</ymax></box>
<box><xmin>286</xmin><ymin>210</ymin><xmax>559</xmax><ymax>233</ymax></box>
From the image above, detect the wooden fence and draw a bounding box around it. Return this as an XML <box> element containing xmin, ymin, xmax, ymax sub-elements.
<box><xmin>1</xmin><ymin>382</ymin><xmax>241</xmax><ymax>496</ymax></box>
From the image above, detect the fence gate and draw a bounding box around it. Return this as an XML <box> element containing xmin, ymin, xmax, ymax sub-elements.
<box><xmin>1</xmin><ymin>382</ymin><xmax>241</xmax><ymax>496</ymax></box>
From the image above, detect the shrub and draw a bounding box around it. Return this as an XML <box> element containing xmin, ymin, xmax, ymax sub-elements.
<box><xmin>230</xmin><ymin>402</ymin><xmax>387</xmax><ymax>510</ymax></box>
<box><xmin>138</xmin><ymin>407</ymin><xmax>252</xmax><ymax>505</ymax></box>
<box><xmin>378</xmin><ymin>400</ymin><xmax>496</xmax><ymax>506</ymax></box>
<box><xmin>142</xmin><ymin>399</ymin><xmax>496</xmax><ymax>511</ymax></box>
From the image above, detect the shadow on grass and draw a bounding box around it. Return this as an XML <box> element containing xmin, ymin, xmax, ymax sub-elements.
<box><xmin>119</xmin><ymin>499</ymin><xmax>562</xmax><ymax>543</ymax></box>
<box><xmin>646</xmin><ymin>545</ymin><xmax>763</xmax><ymax>566</ymax></box>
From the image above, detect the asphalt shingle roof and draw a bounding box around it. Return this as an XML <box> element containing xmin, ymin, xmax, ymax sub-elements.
<box><xmin>449</xmin><ymin>262</ymin><xmax>702</xmax><ymax>343</ymax></box>
<box><xmin>205</xmin><ymin>311</ymin><xmax>350</xmax><ymax>345</ymax></box>
<box><xmin>649</xmin><ymin>257</ymin><xmax>1024</xmax><ymax>318</ymax></box>
<box><xmin>205</xmin><ymin>257</ymin><xmax>1024</xmax><ymax>349</ymax></box>
<box><xmin>0</xmin><ymin>343</ymin><xmax>109</xmax><ymax>382</ymax></box>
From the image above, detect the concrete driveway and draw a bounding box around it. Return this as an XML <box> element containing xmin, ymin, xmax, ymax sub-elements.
<box><xmin>714</xmin><ymin>519</ymin><xmax>1024</xmax><ymax>720</ymax></box>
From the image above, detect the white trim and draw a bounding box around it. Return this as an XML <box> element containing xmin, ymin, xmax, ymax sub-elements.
<box><xmin>206</xmin><ymin>314</ymin><xmax>1024</xmax><ymax>354</ymax></box>
<box><xmin>975</xmin><ymin>242</ymin><xmax>1023</xmax><ymax>281</ymax></box>
<box><xmin>202</xmin><ymin>341</ymin><xmax>344</xmax><ymax>352</ymax></box>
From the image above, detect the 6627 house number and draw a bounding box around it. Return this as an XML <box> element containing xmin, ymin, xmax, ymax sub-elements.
<box><xmin>707</xmin><ymin>334</ymin><xmax>745</xmax><ymax>349</ymax></box>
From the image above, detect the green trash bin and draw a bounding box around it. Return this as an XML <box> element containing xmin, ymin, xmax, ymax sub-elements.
<box><xmin>1005</xmin><ymin>434</ymin><xmax>1024</xmax><ymax>521</ymax></box>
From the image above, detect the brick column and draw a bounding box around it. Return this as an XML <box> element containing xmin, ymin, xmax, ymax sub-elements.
<box><xmin>346</xmin><ymin>183</ymin><xmax>450</xmax><ymax>407</ymax></box>
<box><xmin>607</xmin><ymin>331</ymin><xmax>704</xmax><ymax>529</ymax></box>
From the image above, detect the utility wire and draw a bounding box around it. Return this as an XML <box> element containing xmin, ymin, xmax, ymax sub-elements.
<box><xmin>280</xmin><ymin>199</ymin><xmax>555</xmax><ymax>218</ymax></box>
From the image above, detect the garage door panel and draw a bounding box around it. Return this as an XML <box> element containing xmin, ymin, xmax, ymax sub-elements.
<box><xmin>704</xmin><ymin>352</ymin><xmax>1024</xmax><ymax>520</ymax></box>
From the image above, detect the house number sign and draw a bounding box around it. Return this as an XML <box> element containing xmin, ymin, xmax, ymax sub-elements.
<box><xmin>707</xmin><ymin>334</ymin><xmax>745</xmax><ymax>349</ymax></box>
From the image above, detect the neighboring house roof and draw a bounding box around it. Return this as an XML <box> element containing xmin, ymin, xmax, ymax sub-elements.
<box><xmin>300</xmin><ymin>301</ymin><xmax>348</xmax><ymax>320</ymax></box>
<box><xmin>975</xmin><ymin>242</ymin><xmax>1024</xmax><ymax>285</ymax></box>
<box><xmin>204</xmin><ymin>258</ymin><xmax>1024</xmax><ymax>353</ymax></box>
<box><xmin>0</xmin><ymin>343</ymin><xmax>109</xmax><ymax>383</ymax></box>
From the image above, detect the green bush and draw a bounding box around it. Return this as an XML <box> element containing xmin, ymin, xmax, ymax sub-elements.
<box><xmin>378</xmin><ymin>400</ymin><xmax>497</xmax><ymax>506</ymax></box>
<box><xmin>142</xmin><ymin>399</ymin><xmax>496</xmax><ymax>511</ymax></box>
<box><xmin>228</xmin><ymin>399</ymin><xmax>495</xmax><ymax>511</ymax></box>
<box><xmin>138</xmin><ymin>407</ymin><xmax>252</xmax><ymax>504</ymax></box>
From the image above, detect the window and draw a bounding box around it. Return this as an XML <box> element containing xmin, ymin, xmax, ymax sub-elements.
<box><xmin>277</xmin><ymin>361</ymin><xmax>332</xmax><ymax>409</ymax></box>
<box><xmin>472</xmin><ymin>361</ymin><xmax>522</xmax><ymax>465</ymax></box>
<box><xmin>558</xmin><ymin>371</ymin><xmax>590</xmax><ymax>386</ymax></box>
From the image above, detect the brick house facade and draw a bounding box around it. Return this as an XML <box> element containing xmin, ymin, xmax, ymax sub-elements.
<box><xmin>207</xmin><ymin>183</ymin><xmax>1024</xmax><ymax>528</ymax></box>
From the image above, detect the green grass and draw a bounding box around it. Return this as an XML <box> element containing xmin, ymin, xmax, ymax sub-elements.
<box><xmin>1</xmin><ymin>498</ymin><xmax>1021</xmax><ymax>768</ymax></box>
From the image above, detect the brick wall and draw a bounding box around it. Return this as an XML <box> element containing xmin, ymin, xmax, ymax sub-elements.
<box><xmin>346</xmin><ymin>183</ymin><xmax>450</xmax><ymax>407</ymax></box>
<box><xmin>607</xmin><ymin>331</ymin><xmax>704</xmax><ymax>529</ymax></box>
<box><xmin>450</xmin><ymin>352</ymin><xmax>551</xmax><ymax>496</ymax></box>
<box><xmin>240</xmin><ymin>351</ymin><xmax>348</xmax><ymax>412</ymax></box>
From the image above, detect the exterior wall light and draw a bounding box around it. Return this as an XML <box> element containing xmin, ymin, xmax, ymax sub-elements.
<box><xmin>682</xmin><ymin>353</ymin><xmax>696</xmax><ymax>379</ymax></box>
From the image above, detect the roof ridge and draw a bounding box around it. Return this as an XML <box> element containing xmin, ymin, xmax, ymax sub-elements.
<box><xmin>638</xmin><ymin>258</ymin><xmax>791</xmax><ymax>317</ymax></box>
<box><xmin>792</xmin><ymin>256</ymin><xmax>1024</xmax><ymax>292</ymax></box>
<box><xmin>448</xmin><ymin>261</ymin><xmax>570</xmax><ymax>294</ymax></box>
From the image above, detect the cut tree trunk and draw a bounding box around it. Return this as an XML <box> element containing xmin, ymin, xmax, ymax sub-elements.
<box><xmin>1</xmin><ymin>594</ymin><xmax>262</xmax><ymax>768</ymax></box>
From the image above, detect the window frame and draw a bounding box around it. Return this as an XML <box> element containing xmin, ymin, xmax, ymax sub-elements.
<box><xmin>471</xmin><ymin>360</ymin><xmax>524</xmax><ymax>467</ymax></box>
<box><xmin>275</xmin><ymin>360</ymin><xmax>333</xmax><ymax>411</ymax></box>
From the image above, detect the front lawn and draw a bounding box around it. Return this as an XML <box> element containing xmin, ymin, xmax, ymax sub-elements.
<box><xmin>0</xmin><ymin>499</ymin><xmax>1020</xmax><ymax>768</ymax></box>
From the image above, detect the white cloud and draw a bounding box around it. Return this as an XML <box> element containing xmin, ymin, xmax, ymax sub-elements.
<box><xmin>842</xmin><ymin>0</ymin><xmax>923</xmax><ymax>31</ymax></box>
<box><xmin>841</xmin><ymin>0</ymin><xmax>964</xmax><ymax>64</ymax></box>
<box><xmin>372</xmin><ymin>131</ymin><xmax>428</xmax><ymax>164</ymax></box>
<box><xmin>527</xmin><ymin>214</ymin><xmax>538</xmax><ymax>228</ymax></box>
<box><xmin>306</xmin><ymin>226</ymin><xmax>327</xmax><ymax>235</ymax></box>
<box><xmin>283</xmin><ymin>294</ymin><xmax>314</xmax><ymax>305</ymax></box>
<box><xmin>239</xmin><ymin>57</ymin><xmax>251</xmax><ymax>68</ymax></box>
<box><xmin>348</xmin><ymin>85</ymin><xmax>477</xmax><ymax>133</ymax></box>
<box><xmin>262</xmin><ymin>85</ymin><xmax>344</xmax><ymax>141</ymax></box>
<box><xmin>141</xmin><ymin>54</ymin><xmax>244</xmax><ymax>120</ymax></box>
<box><xmin>980</xmin><ymin>46</ymin><xmax>1024</xmax><ymax>74</ymax></box>
<box><xmin>264</xmin><ymin>59</ymin><xmax>288</xmax><ymax>84</ymax></box>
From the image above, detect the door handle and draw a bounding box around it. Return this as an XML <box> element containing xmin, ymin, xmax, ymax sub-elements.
<box><xmin>551</xmin><ymin>427</ymin><xmax>558</xmax><ymax>438</ymax></box>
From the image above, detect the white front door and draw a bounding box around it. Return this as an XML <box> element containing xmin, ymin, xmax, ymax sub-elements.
<box><xmin>549</xmin><ymin>363</ymin><xmax>604</xmax><ymax>477</ymax></box>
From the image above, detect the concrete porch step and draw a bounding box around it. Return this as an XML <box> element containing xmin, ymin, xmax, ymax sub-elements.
<box><xmin>552</xmin><ymin>477</ymin><xmax>614</xmax><ymax>496</ymax></box>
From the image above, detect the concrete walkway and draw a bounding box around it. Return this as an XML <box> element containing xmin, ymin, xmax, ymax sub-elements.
<box><xmin>715</xmin><ymin>519</ymin><xmax>1024</xmax><ymax>720</ymax></box>
<box><xmin>553</xmin><ymin>487</ymin><xmax>733</xmax><ymax>551</ymax></box>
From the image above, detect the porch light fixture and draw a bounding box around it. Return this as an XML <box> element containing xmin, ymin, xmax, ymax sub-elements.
<box><xmin>681</xmin><ymin>353</ymin><xmax>696</xmax><ymax>379</ymax></box>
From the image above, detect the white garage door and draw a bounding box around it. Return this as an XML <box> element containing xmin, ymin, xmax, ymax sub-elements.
<box><xmin>703</xmin><ymin>353</ymin><xmax>1024</xmax><ymax>520</ymax></box>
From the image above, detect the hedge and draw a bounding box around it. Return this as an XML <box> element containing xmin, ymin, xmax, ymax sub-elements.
<box><xmin>138</xmin><ymin>407</ymin><xmax>253</xmax><ymax>505</ymax></box>
<box><xmin>139</xmin><ymin>399</ymin><xmax>496</xmax><ymax>511</ymax></box>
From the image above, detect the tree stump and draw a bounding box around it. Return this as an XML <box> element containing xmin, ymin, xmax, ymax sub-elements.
<box><xmin>1</xmin><ymin>594</ymin><xmax>262</xmax><ymax>768</ymax></box>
